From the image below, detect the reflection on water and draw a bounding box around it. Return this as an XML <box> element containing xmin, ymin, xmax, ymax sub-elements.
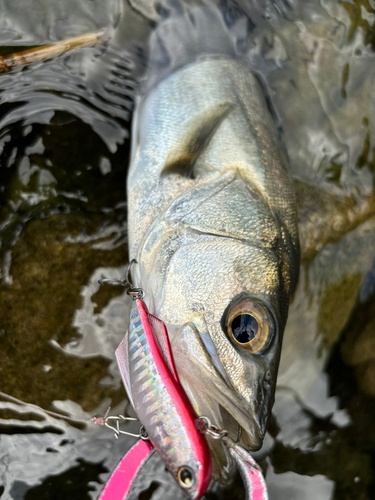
<box><xmin>0</xmin><ymin>0</ymin><xmax>374</xmax><ymax>499</ymax></box>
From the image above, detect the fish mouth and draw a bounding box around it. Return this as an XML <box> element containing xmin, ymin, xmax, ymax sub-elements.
<box><xmin>170</xmin><ymin>321</ymin><xmax>267</xmax><ymax>483</ymax></box>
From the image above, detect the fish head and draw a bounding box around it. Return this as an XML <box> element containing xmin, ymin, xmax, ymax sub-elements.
<box><xmin>136</xmin><ymin>173</ymin><xmax>299</xmax><ymax>482</ymax></box>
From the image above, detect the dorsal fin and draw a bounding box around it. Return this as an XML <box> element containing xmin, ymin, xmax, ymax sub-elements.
<box><xmin>149</xmin><ymin>313</ymin><xmax>179</xmax><ymax>384</ymax></box>
<box><xmin>296</xmin><ymin>179</ymin><xmax>375</xmax><ymax>264</ymax></box>
<box><xmin>161</xmin><ymin>102</ymin><xmax>234</xmax><ymax>179</ymax></box>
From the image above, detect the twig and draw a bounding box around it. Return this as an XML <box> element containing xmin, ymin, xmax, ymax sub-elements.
<box><xmin>0</xmin><ymin>29</ymin><xmax>106</xmax><ymax>73</ymax></box>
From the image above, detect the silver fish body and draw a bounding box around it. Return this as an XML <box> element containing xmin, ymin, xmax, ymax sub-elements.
<box><xmin>127</xmin><ymin>58</ymin><xmax>299</xmax><ymax>482</ymax></box>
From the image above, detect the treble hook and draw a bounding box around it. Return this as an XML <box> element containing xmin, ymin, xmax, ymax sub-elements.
<box><xmin>91</xmin><ymin>407</ymin><xmax>148</xmax><ymax>440</ymax></box>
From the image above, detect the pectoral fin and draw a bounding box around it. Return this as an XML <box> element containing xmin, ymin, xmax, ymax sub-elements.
<box><xmin>161</xmin><ymin>102</ymin><xmax>234</xmax><ymax>179</ymax></box>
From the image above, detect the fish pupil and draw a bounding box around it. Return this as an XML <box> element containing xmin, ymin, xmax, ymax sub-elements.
<box><xmin>231</xmin><ymin>314</ymin><xmax>258</xmax><ymax>344</ymax></box>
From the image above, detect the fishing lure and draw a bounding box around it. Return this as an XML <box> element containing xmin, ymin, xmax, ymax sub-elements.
<box><xmin>99</xmin><ymin>438</ymin><xmax>155</xmax><ymax>499</ymax></box>
<box><xmin>229</xmin><ymin>445</ymin><xmax>268</xmax><ymax>500</ymax></box>
<box><xmin>98</xmin><ymin>272</ymin><xmax>212</xmax><ymax>499</ymax></box>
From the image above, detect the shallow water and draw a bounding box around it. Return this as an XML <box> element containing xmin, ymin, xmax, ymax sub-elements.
<box><xmin>0</xmin><ymin>0</ymin><xmax>375</xmax><ymax>499</ymax></box>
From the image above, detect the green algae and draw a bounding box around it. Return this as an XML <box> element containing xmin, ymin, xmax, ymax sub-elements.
<box><xmin>340</xmin><ymin>0</ymin><xmax>375</xmax><ymax>51</ymax></box>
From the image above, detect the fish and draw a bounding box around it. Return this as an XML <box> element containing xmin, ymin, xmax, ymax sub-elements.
<box><xmin>126</xmin><ymin>53</ymin><xmax>300</xmax><ymax>483</ymax></box>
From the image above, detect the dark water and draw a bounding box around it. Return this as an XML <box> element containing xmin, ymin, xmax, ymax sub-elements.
<box><xmin>0</xmin><ymin>0</ymin><xmax>375</xmax><ymax>499</ymax></box>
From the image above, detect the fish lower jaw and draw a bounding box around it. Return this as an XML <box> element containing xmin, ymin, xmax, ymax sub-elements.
<box><xmin>200</xmin><ymin>402</ymin><xmax>264</xmax><ymax>484</ymax></box>
<box><xmin>216</xmin><ymin>395</ymin><xmax>264</xmax><ymax>443</ymax></box>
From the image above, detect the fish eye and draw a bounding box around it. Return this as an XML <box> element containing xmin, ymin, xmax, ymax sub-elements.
<box><xmin>226</xmin><ymin>299</ymin><xmax>275</xmax><ymax>353</ymax></box>
<box><xmin>177</xmin><ymin>466</ymin><xmax>195</xmax><ymax>488</ymax></box>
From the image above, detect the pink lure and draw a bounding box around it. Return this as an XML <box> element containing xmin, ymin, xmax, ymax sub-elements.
<box><xmin>229</xmin><ymin>445</ymin><xmax>269</xmax><ymax>500</ymax></box>
<box><xmin>99</xmin><ymin>298</ymin><xmax>211</xmax><ymax>500</ymax></box>
<box><xmin>99</xmin><ymin>439</ymin><xmax>154</xmax><ymax>499</ymax></box>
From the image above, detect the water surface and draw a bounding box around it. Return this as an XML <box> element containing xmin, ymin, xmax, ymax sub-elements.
<box><xmin>0</xmin><ymin>1</ymin><xmax>375</xmax><ymax>499</ymax></box>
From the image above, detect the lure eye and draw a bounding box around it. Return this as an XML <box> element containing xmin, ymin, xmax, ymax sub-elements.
<box><xmin>226</xmin><ymin>299</ymin><xmax>275</xmax><ymax>353</ymax></box>
<box><xmin>177</xmin><ymin>466</ymin><xmax>195</xmax><ymax>488</ymax></box>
